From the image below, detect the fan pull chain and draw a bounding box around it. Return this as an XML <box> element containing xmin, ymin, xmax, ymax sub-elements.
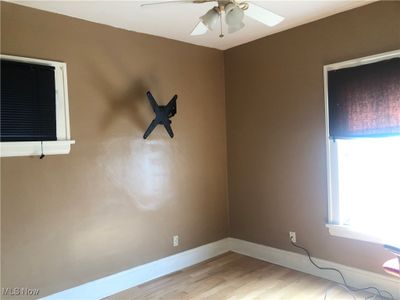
<box><xmin>219</xmin><ymin>13</ymin><xmax>224</xmax><ymax>38</ymax></box>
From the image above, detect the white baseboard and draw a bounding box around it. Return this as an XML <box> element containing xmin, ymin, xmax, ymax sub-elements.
<box><xmin>42</xmin><ymin>237</ymin><xmax>399</xmax><ymax>300</ymax></box>
<box><xmin>41</xmin><ymin>238</ymin><xmax>230</xmax><ymax>300</ymax></box>
<box><xmin>228</xmin><ymin>238</ymin><xmax>400</xmax><ymax>299</ymax></box>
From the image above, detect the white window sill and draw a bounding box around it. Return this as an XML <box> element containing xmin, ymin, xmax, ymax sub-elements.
<box><xmin>326</xmin><ymin>224</ymin><xmax>399</xmax><ymax>246</ymax></box>
<box><xmin>0</xmin><ymin>140</ymin><xmax>75</xmax><ymax>157</ymax></box>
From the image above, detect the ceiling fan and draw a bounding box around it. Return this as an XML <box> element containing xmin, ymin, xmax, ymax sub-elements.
<box><xmin>141</xmin><ymin>0</ymin><xmax>284</xmax><ymax>38</ymax></box>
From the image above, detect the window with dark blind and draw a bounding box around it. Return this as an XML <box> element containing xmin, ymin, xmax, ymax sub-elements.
<box><xmin>1</xmin><ymin>59</ymin><xmax>57</xmax><ymax>141</ymax></box>
<box><xmin>324</xmin><ymin>50</ymin><xmax>400</xmax><ymax>246</ymax></box>
<box><xmin>327</xmin><ymin>57</ymin><xmax>400</xmax><ymax>139</ymax></box>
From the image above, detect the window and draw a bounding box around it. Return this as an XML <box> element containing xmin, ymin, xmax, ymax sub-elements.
<box><xmin>324</xmin><ymin>50</ymin><xmax>400</xmax><ymax>246</ymax></box>
<box><xmin>0</xmin><ymin>55</ymin><xmax>74</xmax><ymax>157</ymax></box>
<box><xmin>1</xmin><ymin>60</ymin><xmax>57</xmax><ymax>141</ymax></box>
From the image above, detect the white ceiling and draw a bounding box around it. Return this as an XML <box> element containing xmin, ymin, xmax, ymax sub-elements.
<box><xmin>9</xmin><ymin>0</ymin><xmax>375</xmax><ymax>50</ymax></box>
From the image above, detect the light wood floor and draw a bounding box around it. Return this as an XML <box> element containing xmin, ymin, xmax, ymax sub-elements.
<box><xmin>105</xmin><ymin>252</ymin><xmax>377</xmax><ymax>300</ymax></box>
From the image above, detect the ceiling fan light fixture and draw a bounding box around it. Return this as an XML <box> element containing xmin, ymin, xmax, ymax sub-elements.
<box><xmin>225</xmin><ymin>3</ymin><xmax>244</xmax><ymax>26</ymax></box>
<box><xmin>200</xmin><ymin>7</ymin><xmax>220</xmax><ymax>31</ymax></box>
<box><xmin>224</xmin><ymin>3</ymin><xmax>245</xmax><ymax>33</ymax></box>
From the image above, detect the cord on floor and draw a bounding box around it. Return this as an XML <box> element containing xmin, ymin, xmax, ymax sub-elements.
<box><xmin>324</xmin><ymin>284</ymin><xmax>356</xmax><ymax>300</ymax></box>
<box><xmin>290</xmin><ymin>240</ymin><xmax>394</xmax><ymax>300</ymax></box>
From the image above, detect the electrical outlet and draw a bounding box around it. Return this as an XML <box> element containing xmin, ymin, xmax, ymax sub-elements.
<box><xmin>289</xmin><ymin>231</ymin><xmax>296</xmax><ymax>243</ymax></box>
<box><xmin>173</xmin><ymin>235</ymin><xmax>179</xmax><ymax>247</ymax></box>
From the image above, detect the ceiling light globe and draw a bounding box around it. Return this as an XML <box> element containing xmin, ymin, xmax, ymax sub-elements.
<box><xmin>200</xmin><ymin>7</ymin><xmax>220</xmax><ymax>31</ymax></box>
<box><xmin>225</xmin><ymin>4</ymin><xmax>244</xmax><ymax>26</ymax></box>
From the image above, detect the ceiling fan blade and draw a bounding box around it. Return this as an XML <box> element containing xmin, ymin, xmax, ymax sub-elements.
<box><xmin>140</xmin><ymin>0</ymin><xmax>214</xmax><ymax>8</ymax></box>
<box><xmin>141</xmin><ymin>1</ymin><xmax>194</xmax><ymax>8</ymax></box>
<box><xmin>190</xmin><ymin>21</ymin><xmax>208</xmax><ymax>36</ymax></box>
<box><xmin>245</xmin><ymin>2</ymin><xmax>284</xmax><ymax>27</ymax></box>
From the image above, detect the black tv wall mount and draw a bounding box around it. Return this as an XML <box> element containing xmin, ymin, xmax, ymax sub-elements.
<box><xmin>143</xmin><ymin>91</ymin><xmax>177</xmax><ymax>139</ymax></box>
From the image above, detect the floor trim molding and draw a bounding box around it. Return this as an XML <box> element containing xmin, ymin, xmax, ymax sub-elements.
<box><xmin>42</xmin><ymin>237</ymin><xmax>399</xmax><ymax>299</ymax></box>
<box><xmin>229</xmin><ymin>238</ymin><xmax>399</xmax><ymax>299</ymax></box>
<box><xmin>41</xmin><ymin>238</ymin><xmax>230</xmax><ymax>300</ymax></box>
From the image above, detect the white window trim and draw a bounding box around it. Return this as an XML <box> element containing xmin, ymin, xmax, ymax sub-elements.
<box><xmin>0</xmin><ymin>54</ymin><xmax>75</xmax><ymax>157</ymax></box>
<box><xmin>323</xmin><ymin>49</ymin><xmax>400</xmax><ymax>244</ymax></box>
<box><xmin>325</xmin><ymin>224</ymin><xmax>389</xmax><ymax>245</ymax></box>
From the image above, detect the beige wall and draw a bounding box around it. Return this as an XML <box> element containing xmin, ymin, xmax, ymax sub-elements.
<box><xmin>225</xmin><ymin>1</ymin><xmax>400</xmax><ymax>275</ymax></box>
<box><xmin>2</xmin><ymin>1</ymin><xmax>400</xmax><ymax>298</ymax></box>
<box><xmin>0</xmin><ymin>2</ymin><xmax>228</xmax><ymax>298</ymax></box>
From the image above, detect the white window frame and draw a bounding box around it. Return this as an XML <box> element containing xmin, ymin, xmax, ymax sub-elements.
<box><xmin>323</xmin><ymin>49</ymin><xmax>400</xmax><ymax>244</ymax></box>
<box><xmin>0</xmin><ymin>54</ymin><xmax>75</xmax><ymax>157</ymax></box>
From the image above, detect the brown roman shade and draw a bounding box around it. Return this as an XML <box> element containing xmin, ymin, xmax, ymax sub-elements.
<box><xmin>328</xmin><ymin>57</ymin><xmax>400</xmax><ymax>139</ymax></box>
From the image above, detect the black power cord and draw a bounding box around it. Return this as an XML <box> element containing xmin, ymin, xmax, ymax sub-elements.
<box><xmin>290</xmin><ymin>240</ymin><xmax>395</xmax><ymax>300</ymax></box>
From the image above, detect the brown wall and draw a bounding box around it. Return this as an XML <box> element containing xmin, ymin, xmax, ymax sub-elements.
<box><xmin>0</xmin><ymin>2</ymin><xmax>229</xmax><ymax>297</ymax></box>
<box><xmin>2</xmin><ymin>0</ymin><xmax>400</xmax><ymax>298</ymax></box>
<box><xmin>225</xmin><ymin>1</ymin><xmax>400</xmax><ymax>275</ymax></box>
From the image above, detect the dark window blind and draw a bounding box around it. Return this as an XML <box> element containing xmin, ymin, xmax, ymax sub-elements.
<box><xmin>1</xmin><ymin>59</ymin><xmax>57</xmax><ymax>141</ymax></box>
<box><xmin>328</xmin><ymin>58</ymin><xmax>400</xmax><ymax>139</ymax></box>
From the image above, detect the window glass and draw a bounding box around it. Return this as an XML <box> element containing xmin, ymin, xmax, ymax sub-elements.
<box><xmin>336</xmin><ymin>136</ymin><xmax>400</xmax><ymax>243</ymax></box>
